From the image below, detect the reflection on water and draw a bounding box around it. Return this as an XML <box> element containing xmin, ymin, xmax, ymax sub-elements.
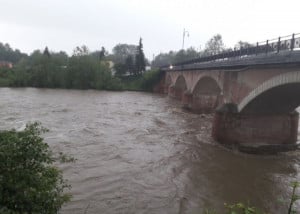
<box><xmin>0</xmin><ymin>88</ymin><xmax>299</xmax><ymax>213</ymax></box>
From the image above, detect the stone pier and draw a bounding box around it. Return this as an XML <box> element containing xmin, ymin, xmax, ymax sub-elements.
<box><xmin>212</xmin><ymin>108</ymin><xmax>299</xmax><ymax>153</ymax></box>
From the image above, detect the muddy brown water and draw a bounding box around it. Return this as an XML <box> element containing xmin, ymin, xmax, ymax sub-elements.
<box><xmin>0</xmin><ymin>88</ymin><xmax>300</xmax><ymax>214</ymax></box>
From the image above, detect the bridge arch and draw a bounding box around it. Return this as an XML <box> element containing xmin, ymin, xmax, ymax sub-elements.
<box><xmin>166</xmin><ymin>74</ymin><xmax>172</xmax><ymax>87</ymax></box>
<box><xmin>238</xmin><ymin>71</ymin><xmax>300</xmax><ymax>114</ymax></box>
<box><xmin>191</xmin><ymin>76</ymin><xmax>222</xmax><ymax>113</ymax></box>
<box><xmin>173</xmin><ymin>75</ymin><xmax>187</xmax><ymax>100</ymax></box>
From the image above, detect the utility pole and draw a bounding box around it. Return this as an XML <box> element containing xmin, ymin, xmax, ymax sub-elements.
<box><xmin>182</xmin><ymin>28</ymin><xmax>189</xmax><ymax>50</ymax></box>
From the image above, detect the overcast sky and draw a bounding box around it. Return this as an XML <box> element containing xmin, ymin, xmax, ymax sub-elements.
<box><xmin>0</xmin><ymin>0</ymin><xmax>299</xmax><ymax>60</ymax></box>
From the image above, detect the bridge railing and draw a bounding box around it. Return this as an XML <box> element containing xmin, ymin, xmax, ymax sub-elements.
<box><xmin>161</xmin><ymin>33</ymin><xmax>300</xmax><ymax>69</ymax></box>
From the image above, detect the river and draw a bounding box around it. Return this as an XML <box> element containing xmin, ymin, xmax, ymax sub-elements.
<box><xmin>0</xmin><ymin>88</ymin><xmax>299</xmax><ymax>213</ymax></box>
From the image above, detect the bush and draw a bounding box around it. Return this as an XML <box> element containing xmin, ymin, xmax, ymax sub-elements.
<box><xmin>0</xmin><ymin>122</ymin><xmax>71</xmax><ymax>213</ymax></box>
<box><xmin>140</xmin><ymin>69</ymin><xmax>163</xmax><ymax>91</ymax></box>
<box><xmin>204</xmin><ymin>181</ymin><xmax>300</xmax><ymax>214</ymax></box>
<box><xmin>120</xmin><ymin>69</ymin><xmax>163</xmax><ymax>91</ymax></box>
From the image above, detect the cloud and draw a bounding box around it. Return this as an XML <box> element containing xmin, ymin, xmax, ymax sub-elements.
<box><xmin>0</xmin><ymin>0</ymin><xmax>299</xmax><ymax>59</ymax></box>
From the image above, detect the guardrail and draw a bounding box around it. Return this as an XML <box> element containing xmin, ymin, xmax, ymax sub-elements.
<box><xmin>161</xmin><ymin>33</ymin><xmax>300</xmax><ymax>69</ymax></box>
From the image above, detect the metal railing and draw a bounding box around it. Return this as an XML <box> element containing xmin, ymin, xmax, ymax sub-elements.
<box><xmin>161</xmin><ymin>33</ymin><xmax>300</xmax><ymax>69</ymax></box>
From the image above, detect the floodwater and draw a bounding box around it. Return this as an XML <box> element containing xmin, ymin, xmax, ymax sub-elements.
<box><xmin>0</xmin><ymin>88</ymin><xmax>299</xmax><ymax>214</ymax></box>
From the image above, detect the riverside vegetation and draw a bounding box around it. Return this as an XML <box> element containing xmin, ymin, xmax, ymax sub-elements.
<box><xmin>0</xmin><ymin>38</ymin><xmax>163</xmax><ymax>92</ymax></box>
<box><xmin>0</xmin><ymin>122</ymin><xmax>72</xmax><ymax>213</ymax></box>
<box><xmin>205</xmin><ymin>181</ymin><xmax>300</xmax><ymax>214</ymax></box>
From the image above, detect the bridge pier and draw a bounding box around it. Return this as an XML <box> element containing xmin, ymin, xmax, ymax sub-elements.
<box><xmin>212</xmin><ymin>107</ymin><xmax>299</xmax><ymax>153</ymax></box>
<box><xmin>168</xmin><ymin>85</ymin><xmax>185</xmax><ymax>100</ymax></box>
<box><xmin>182</xmin><ymin>91</ymin><xmax>192</xmax><ymax>109</ymax></box>
<box><xmin>190</xmin><ymin>94</ymin><xmax>222</xmax><ymax>113</ymax></box>
<box><xmin>168</xmin><ymin>85</ymin><xmax>175</xmax><ymax>98</ymax></box>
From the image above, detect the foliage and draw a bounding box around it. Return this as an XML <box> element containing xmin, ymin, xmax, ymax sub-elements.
<box><xmin>287</xmin><ymin>181</ymin><xmax>300</xmax><ymax>214</ymax></box>
<box><xmin>151</xmin><ymin>51</ymin><xmax>176</xmax><ymax>67</ymax></box>
<box><xmin>0</xmin><ymin>67</ymin><xmax>14</xmax><ymax>87</ymax></box>
<box><xmin>224</xmin><ymin>202</ymin><xmax>265</xmax><ymax>214</ymax></box>
<box><xmin>73</xmin><ymin>45</ymin><xmax>90</xmax><ymax>56</ymax></box>
<box><xmin>121</xmin><ymin>69</ymin><xmax>163</xmax><ymax>91</ymax></box>
<box><xmin>204</xmin><ymin>34</ymin><xmax>225</xmax><ymax>55</ymax></box>
<box><xmin>125</xmin><ymin>55</ymin><xmax>134</xmax><ymax>75</ymax></box>
<box><xmin>151</xmin><ymin>47</ymin><xmax>199</xmax><ymax>67</ymax></box>
<box><xmin>234</xmin><ymin>41</ymin><xmax>254</xmax><ymax>50</ymax></box>
<box><xmin>139</xmin><ymin>69</ymin><xmax>163</xmax><ymax>91</ymax></box>
<box><xmin>1</xmin><ymin>45</ymin><xmax>122</xmax><ymax>90</ymax></box>
<box><xmin>114</xmin><ymin>55</ymin><xmax>135</xmax><ymax>76</ymax></box>
<box><xmin>135</xmin><ymin>38</ymin><xmax>146</xmax><ymax>75</ymax></box>
<box><xmin>204</xmin><ymin>181</ymin><xmax>300</xmax><ymax>214</ymax></box>
<box><xmin>0</xmin><ymin>42</ymin><xmax>27</xmax><ymax>63</ymax></box>
<box><xmin>111</xmin><ymin>43</ymin><xmax>137</xmax><ymax>64</ymax></box>
<box><xmin>174</xmin><ymin>47</ymin><xmax>199</xmax><ymax>63</ymax></box>
<box><xmin>0</xmin><ymin>122</ymin><xmax>71</xmax><ymax>213</ymax></box>
<box><xmin>112</xmin><ymin>38</ymin><xmax>146</xmax><ymax>76</ymax></box>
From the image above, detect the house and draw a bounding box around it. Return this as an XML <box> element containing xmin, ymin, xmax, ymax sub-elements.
<box><xmin>0</xmin><ymin>61</ymin><xmax>13</xmax><ymax>69</ymax></box>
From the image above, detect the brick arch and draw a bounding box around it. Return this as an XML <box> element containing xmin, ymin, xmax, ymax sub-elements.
<box><xmin>172</xmin><ymin>75</ymin><xmax>187</xmax><ymax>100</ymax></box>
<box><xmin>192</xmin><ymin>76</ymin><xmax>221</xmax><ymax>95</ymax></box>
<box><xmin>190</xmin><ymin>76</ymin><xmax>222</xmax><ymax>113</ymax></box>
<box><xmin>174</xmin><ymin>75</ymin><xmax>187</xmax><ymax>90</ymax></box>
<box><xmin>165</xmin><ymin>74</ymin><xmax>172</xmax><ymax>87</ymax></box>
<box><xmin>238</xmin><ymin>71</ymin><xmax>300</xmax><ymax>113</ymax></box>
<box><xmin>191</xmin><ymin>74</ymin><xmax>223</xmax><ymax>93</ymax></box>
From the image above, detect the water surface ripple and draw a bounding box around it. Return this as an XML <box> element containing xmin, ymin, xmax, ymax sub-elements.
<box><xmin>0</xmin><ymin>88</ymin><xmax>299</xmax><ymax>213</ymax></box>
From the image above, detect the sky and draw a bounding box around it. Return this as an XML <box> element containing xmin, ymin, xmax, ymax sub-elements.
<box><xmin>0</xmin><ymin>0</ymin><xmax>299</xmax><ymax>60</ymax></box>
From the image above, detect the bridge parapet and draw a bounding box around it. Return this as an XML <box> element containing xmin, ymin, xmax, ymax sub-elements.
<box><xmin>161</xmin><ymin>33</ymin><xmax>300</xmax><ymax>71</ymax></box>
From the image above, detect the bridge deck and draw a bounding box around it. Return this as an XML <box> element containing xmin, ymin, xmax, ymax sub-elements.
<box><xmin>163</xmin><ymin>50</ymin><xmax>300</xmax><ymax>71</ymax></box>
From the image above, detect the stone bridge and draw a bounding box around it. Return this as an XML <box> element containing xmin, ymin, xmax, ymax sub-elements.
<box><xmin>160</xmin><ymin>48</ymin><xmax>300</xmax><ymax>153</ymax></box>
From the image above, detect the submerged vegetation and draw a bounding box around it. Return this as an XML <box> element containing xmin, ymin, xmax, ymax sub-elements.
<box><xmin>0</xmin><ymin>122</ymin><xmax>71</xmax><ymax>213</ymax></box>
<box><xmin>204</xmin><ymin>181</ymin><xmax>300</xmax><ymax>214</ymax></box>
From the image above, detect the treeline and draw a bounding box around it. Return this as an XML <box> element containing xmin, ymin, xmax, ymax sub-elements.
<box><xmin>151</xmin><ymin>34</ymin><xmax>252</xmax><ymax>67</ymax></box>
<box><xmin>0</xmin><ymin>47</ymin><xmax>122</xmax><ymax>90</ymax></box>
<box><xmin>0</xmin><ymin>42</ymin><xmax>27</xmax><ymax>63</ymax></box>
<box><xmin>0</xmin><ymin>34</ymin><xmax>252</xmax><ymax>91</ymax></box>
<box><xmin>0</xmin><ymin>37</ymin><xmax>157</xmax><ymax>91</ymax></box>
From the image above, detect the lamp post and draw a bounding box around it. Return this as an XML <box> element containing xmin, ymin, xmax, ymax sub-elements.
<box><xmin>182</xmin><ymin>28</ymin><xmax>189</xmax><ymax>50</ymax></box>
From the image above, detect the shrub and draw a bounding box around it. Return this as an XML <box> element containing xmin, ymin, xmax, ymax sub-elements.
<box><xmin>0</xmin><ymin>122</ymin><xmax>71</xmax><ymax>213</ymax></box>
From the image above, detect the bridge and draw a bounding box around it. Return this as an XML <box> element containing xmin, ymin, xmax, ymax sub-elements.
<box><xmin>159</xmin><ymin>33</ymin><xmax>300</xmax><ymax>153</ymax></box>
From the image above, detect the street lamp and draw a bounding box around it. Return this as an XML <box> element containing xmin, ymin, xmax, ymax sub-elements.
<box><xmin>182</xmin><ymin>28</ymin><xmax>189</xmax><ymax>50</ymax></box>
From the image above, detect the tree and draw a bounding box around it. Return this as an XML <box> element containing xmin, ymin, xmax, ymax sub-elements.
<box><xmin>43</xmin><ymin>46</ymin><xmax>51</xmax><ymax>58</ymax></box>
<box><xmin>135</xmin><ymin>37</ymin><xmax>146</xmax><ymax>75</ymax></box>
<box><xmin>0</xmin><ymin>42</ymin><xmax>27</xmax><ymax>63</ymax></box>
<box><xmin>99</xmin><ymin>46</ymin><xmax>106</xmax><ymax>60</ymax></box>
<box><xmin>173</xmin><ymin>47</ymin><xmax>199</xmax><ymax>63</ymax></box>
<box><xmin>0</xmin><ymin>122</ymin><xmax>71</xmax><ymax>213</ymax></box>
<box><xmin>152</xmin><ymin>51</ymin><xmax>176</xmax><ymax>67</ymax></box>
<box><xmin>73</xmin><ymin>45</ymin><xmax>89</xmax><ymax>56</ymax></box>
<box><xmin>204</xmin><ymin>34</ymin><xmax>225</xmax><ymax>55</ymax></box>
<box><xmin>234</xmin><ymin>41</ymin><xmax>253</xmax><ymax>50</ymax></box>
<box><xmin>114</xmin><ymin>63</ymin><xmax>127</xmax><ymax>76</ymax></box>
<box><xmin>111</xmin><ymin>44</ymin><xmax>137</xmax><ymax>64</ymax></box>
<box><xmin>125</xmin><ymin>55</ymin><xmax>134</xmax><ymax>75</ymax></box>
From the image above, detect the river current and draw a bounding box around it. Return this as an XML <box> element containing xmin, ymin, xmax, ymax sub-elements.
<box><xmin>0</xmin><ymin>88</ymin><xmax>299</xmax><ymax>213</ymax></box>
